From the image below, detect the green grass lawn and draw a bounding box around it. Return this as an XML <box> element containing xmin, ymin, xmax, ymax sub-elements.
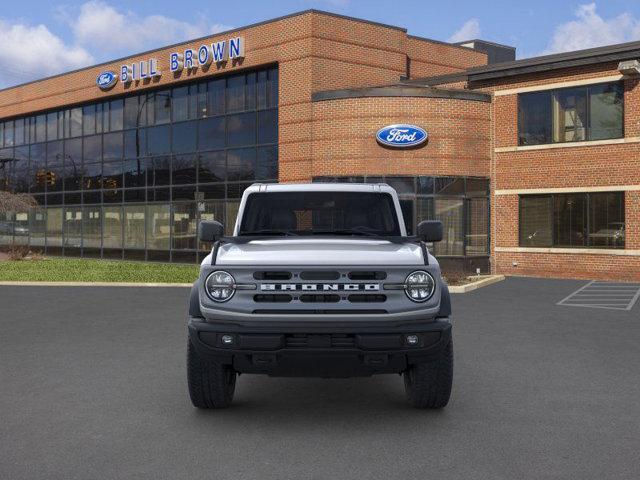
<box><xmin>0</xmin><ymin>258</ymin><xmax>200</xmax><ymax>283</ymax></box>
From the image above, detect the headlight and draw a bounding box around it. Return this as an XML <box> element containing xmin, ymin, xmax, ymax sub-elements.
<box><xmin>205</xmin><ymin>270</ymin><xmax>236</xmax><ymax>302</ymax></box>
<box><xmin>405</xmin><ymin>270</ymin><xmax>436</xmax><ymax>302</ymax></box>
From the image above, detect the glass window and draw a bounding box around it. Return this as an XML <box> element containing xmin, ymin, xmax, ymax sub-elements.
<box><xmin>554</xmin><ymin>193</ymin><xmax>587</xmax><ymax>247</ymax></box>
<box><xmin>172</xmin><ymin>120</ymin><xmax>197</xmax><ymax>153</ymax></box>
<box><xmin>227</xmin><ymin>148</ymin><xmax>255</xmax><ymax>181</ymax></box>
<box><xmin>172</xmin><ymin>202</ymin><xmax>197</xmax><ymax>250</ymax></box>
<box><xmin>386</xmin><ymin>177</ymin><xmax>414</xmax><ymax>194</ymax></box>
<box><xmin>64</xmin><ymin>138</ymin><xmax>82</xmax><ymax>192</ymax></box>
<box><xmin>35</xmin><ymin>115</ymin><xmax>47</xmax><ymax>143</ymax></box>
<box><xmin>588</xmin><ymin>192</ymin><xmax>625</xmax><ymax>248</ymax></box>
<box><xmin>198</xmin><ymin>116</ymin><xmax>225</xmax><ymax>150</ymax></box>
<box><xmin>29</xmin><ymin>208</ymin><xmax>46</xmax><ymax>247</ymax></box>
<box><xmin>69</xmin><ymin>108</ymin><xmax>83</xmax><ymax>138</ymax></box>
<box><xmin>207</xmin><ymin>79</ymin><xmax>225</xmax><ymax>116</ymax></box>
<box><xmin>257</xmin><ymin>109</ymin><xmax>277</xmax><ymax>144</ymax></box>
<box><xmin>519</xmin><ymin>82</ymin><xmax>623</xmax><ymax>145</ymax></box>
<box><xmin>154</xmin><ymin>91</ymin><xmax>171</xmax><ymax>124</ymax></box>
<box><xmin>47</xmin><ymin>113</ymin><xmax>58</xmax><ymax>141</ymax></box>
<box><xmin>256</xmin><ymin>146</ymin><xmax>277</xmax><ymax>180</ymax></box>
<box><xmin>589</xmin><ymin>83</ymin><xmax>623</xmax><ymax>140</ymax></box>
<box><xmin>124</xmin><ymin>205</ymin><xmax>145</xmax><ymax>249</ymax></box>
<box><xmin>227</xmin><ymin>112</ymin><xmax>256</xmax><ymax>147</ymax></box>
<box><xmin>466</xmin><ymin>198</ymin><xmax>488</xmax><ymax>255</ymax></box>
<box><xmin>46</xmin><ymin>207</ymin><xmax>63</xmax><ymax>247</ymax></box>
<box><xmin>257</xmin><ymin>70</ymin><xmax>268</xmax><ymax>110</ymax></box>
<box><xmin>102</xmin><ymin>160</ymin><xmax>122</xmax><ymax>190</ymax></box>
<box><xmin>226</xmin><ymin>75</ymin><xmax>245</xmax><ymax>113</ymax></box>
<box><xmin>172</xmin><ymin>154</ymin><xmax>197</xmax><ymax>185</ymax></box>
<box><xmin>103</xmin><ymin>206</ymin><xmax>123</xmax><ymax>249</ymax></box>
<box><xmin>519</xmin><ymin>195</ymin><xmax>553</xmax><ymax>247</ymax></box>
<box><xmin>434</xmin><ymin>199</ymin><xmax>464</xmax><ymax>256</ymax></box>
<box><xmin>466</xmin><ymin>178</ymin><xmax>489</xmax><ymax>196</ymax></box>
<box><xmin>268</xmin><ymin>68</ymin><xmax>279</xmax><ymax>108</ymax></box>
<box><xmin>93</xmin><ymin>103</ymin><xmax>103</xmax><ymax>133</ymax></box>
<box><xmin>83</xmin><ymin>105</ymin><xmax>96</xmax><ymax>135</ymax></box>
<box><xmin>147</xmin><ymin>125</ymin><xmax>171</xmax><ymax>155</ymax></box>
<box><xmin>518</xmin><ymin>91</ymin><xmax>552</xmax><ymax>146</ymax></box>
<box><xmin>199</xmin><ymin>200</ymin><xmax>225</xmax><ymax>250</ymax></box>
<box><xmin>103</xmin><ymin>132</ymin><xmax>123</xmax><ymax>160</ymax></box>
<box><xmin>435</xmin><ymin>177</ymin><xmax>464</xmax><ymax>195</ymax></box>
<box><xmin>83</xmin><ymin>135</ymin><xmax>102</xmax><ymax>163</ymax></box>
<box><xmin>29</xmin><ymin>143</ymin><xmax>47</xmax><ymax>193</ymax></box>
<box><xmin>83</xmin><ymin>206</ymin><xmax>102</xmax><ymax>249</ymax></box>
<box><xmin>123</xmin><ymin>158</ymin><xmax>146</xmax><ymax>188</ymax></box>
<box><xmin>150</xmin><ymin>156</ymin><xmax>171</xmax><ymax>186</ymax></box>
<box><xmin>146</xmin><ymin>204</ymin><xmax>170</xmax><ymax>250</ymax></box>
<box><xmin>109</xmin><ymin>100</ymin><xmax>124</xmax><ymax>131</ymax></box>
<box><xmin>225</xmin><ymin>201</ymin><xmax>240</xmax><ymax>236</ymax></box>
<box><xmin>172</xmin><ymin>86</ymin><xmax>189</xmax><ymax>122</ymax></box>
<box><xmin>63</xmin><ymin>207</ymin><xmax>82</xmax><ymax>248</ymax></box>
<box><xmin>553</xmin><ymin>87</ymin><xmax>588</xmax><ymax>143</ymax></box>
<box><xmin>14</xmin><ymin>118</ymin><xmax>26</xmax><ymax>146</ymax></box>
<box><xmin>4</xmin><ymin>121</ymin><xmax>14</xmax><ymax>146</ymax></box>
<box><xmin>520</xmin><ymin>192</ymin><xmax>624</xmax><ymax>249</ymax></box>
<box><xmin>246</xmin><ymin>72</ymin><xmax>256</xmax><ymax>110</ymax></box>
<box><xmin>124</xmin><ymin>128</ymin><xmax>146</xmax><ymax>158</ymax></box>
<box><xmin>13</xmin><ymin>146</ymin><xmax>29</xmax><ymax>193</ymax></box>
<box><xmin>198</xmin><ymin>151</ymin><xmax>225</xmax><ymax>183</ymax></box>
<box><xmin>417</xmin><ymin>177</ymin><xmax>434</xmax><ymax>195</ymax></box>
<box><xmin>45</xmin><ymin>141</ymin><xmax>63</xmax><ymax>193</ymax></box>
<box><xmin>124</xmin><ymin>96</ymin><xmax>139</xmax><ymax>129</ymax></box>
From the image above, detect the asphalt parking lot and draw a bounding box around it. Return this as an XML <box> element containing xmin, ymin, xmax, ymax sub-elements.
<box><xmin>1</xmin><ymin>277</ymin><xmax>639</xmax><ymax>480</ymax></box>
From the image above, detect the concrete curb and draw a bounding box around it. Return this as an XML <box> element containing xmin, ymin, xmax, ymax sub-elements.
<box><xmin>0</xmin><ymin>281</ymin><xmax>192</xmax><ymax>287</ymax></box>
<box><xmin>448</xmin><ymin>275</ymin><xmax>505</xmax><ymax>294</ymax></box>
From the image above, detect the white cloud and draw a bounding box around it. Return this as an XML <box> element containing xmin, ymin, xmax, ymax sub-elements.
<box><xmin>448</xmin><ymin>18</ymin><xmax>481</xmax><ymax>43</ymax></box>
<box><xmin>0</xmin><ymin>1</ymin><xmax>233</xmax><ymax>88</ymax></box>
<box><xmin>542</xmin><ymin>3</ymin><xmax>640</xmax><ymax>54</ymax></box>
<box><xmin>71</xmin><ymin>1</ymin><xmax>232</xmax><ymax>55</ymax></box>
<box><xmin>0</xmin><ymin>20</ymin><xmax>93</xmax><ymax>88</ymax></box>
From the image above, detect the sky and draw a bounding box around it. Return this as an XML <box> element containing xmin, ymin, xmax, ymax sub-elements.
<box><xmin>2</xmin><ymin>0</ymin><xmax>640</xmax><ymax>88</ymax></box>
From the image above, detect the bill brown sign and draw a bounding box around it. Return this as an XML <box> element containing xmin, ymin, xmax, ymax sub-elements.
<box><xmin>97</xmin><ymin>36</ymin><xmax>245</xmax><ymax>89</ymax></box>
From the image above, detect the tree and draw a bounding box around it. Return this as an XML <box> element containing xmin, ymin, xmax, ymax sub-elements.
<box><xmin>0</xmin><ymin>191</ymin><xmax>37</xmax><ymax>215</ymax></box>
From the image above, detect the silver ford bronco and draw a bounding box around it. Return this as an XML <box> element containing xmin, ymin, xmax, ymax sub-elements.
<box><xmin>187</xmin><ymin>183</ymin><xmax>453</xmax><ymax>409</ymax></box>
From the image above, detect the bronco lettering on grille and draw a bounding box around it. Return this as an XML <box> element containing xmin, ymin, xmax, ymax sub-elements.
<box><xmin>261</xmin><ymin>284</ymin><xmax>379</xmax><ymax>291</ymax></box>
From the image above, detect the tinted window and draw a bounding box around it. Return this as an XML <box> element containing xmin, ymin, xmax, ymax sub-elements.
<box><xmin>239</xmin><ymin>192</ymin><xmax>401</xmax><ymax>236</ymax></box>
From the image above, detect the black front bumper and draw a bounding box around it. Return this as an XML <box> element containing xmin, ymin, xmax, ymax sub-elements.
<box><xmin>188</xmin><ymin>316</ymin><xmax>452</xmax><ymax>377</ymax></box>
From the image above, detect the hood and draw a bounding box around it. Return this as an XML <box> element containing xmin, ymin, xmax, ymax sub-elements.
<box><xmin>211</xmin><ymin>238</ymin><xmax>427</xmax><ymax>266</ymax></box>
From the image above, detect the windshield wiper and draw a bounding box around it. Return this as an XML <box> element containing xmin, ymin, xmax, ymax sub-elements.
<box><xmin>239</xmin><ymin>229</ymin><xmax>299</xmax><ymax>236</ymax></box>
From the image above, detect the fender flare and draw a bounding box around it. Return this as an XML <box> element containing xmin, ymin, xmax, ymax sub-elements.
<box><xmin>189</xmin><ymin>281</ymin><xmax>203</xmax><ymax>318</ymax></box>
<box><xmin>438</xmin><ymin>284</ymin><xmax>451</xmax><ymax>318</ymax></box>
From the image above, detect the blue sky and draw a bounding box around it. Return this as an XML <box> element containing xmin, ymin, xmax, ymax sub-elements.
<box><xmin>2</xmin><ymin>0</ymin><xmax>640</xmax><ymax>88</ymax></box>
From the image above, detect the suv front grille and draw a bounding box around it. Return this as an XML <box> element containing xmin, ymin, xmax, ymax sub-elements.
<box><xmin>285</xmin><ymin>334</ymin><xmax>356</xmax><ymax>348</ymax></box>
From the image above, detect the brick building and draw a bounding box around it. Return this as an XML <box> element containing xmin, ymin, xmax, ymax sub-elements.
<box><xmin>0</xmin><ymin>10</ymin><xmax>637</xmax><ymax>280</ymax></box>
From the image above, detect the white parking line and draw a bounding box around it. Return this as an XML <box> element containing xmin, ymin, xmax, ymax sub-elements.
<box><xmin>557</xmin><ymin>280</ymin><xmax>640</xmax><ymax>311</ymax></box>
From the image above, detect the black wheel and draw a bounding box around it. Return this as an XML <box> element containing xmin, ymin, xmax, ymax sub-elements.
<box><xmin>187</xmin><ymin>338</ymin><xmax>236</xmax><ymax>409</ymax></box>
<box><xmin>404</xmin><ymin>339</ymin><xmax>453</xmax><ymax>409</ymax></box>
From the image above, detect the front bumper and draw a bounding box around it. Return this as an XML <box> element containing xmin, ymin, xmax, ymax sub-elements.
<box><xmin>188</xmin><ymin>316</ymin><xmax>452</xmax><ymax>377</ymax></box>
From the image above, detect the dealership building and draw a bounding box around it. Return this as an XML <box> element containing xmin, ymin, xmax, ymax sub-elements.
<box><xmin>0</xmin><ymin>10</ymin><xmax>638</xmax><ymax>280</ymax></box>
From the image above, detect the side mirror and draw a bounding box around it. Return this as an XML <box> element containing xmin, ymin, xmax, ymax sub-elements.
<box><xmin>198</xmin><ymin>220</ymin><xmax>224</xmax><ymax>243</ymax></box>
<box><xmin>417</xmin><ymin>220</ymin><xmax>443</xmax><ymax>243</ymax></box>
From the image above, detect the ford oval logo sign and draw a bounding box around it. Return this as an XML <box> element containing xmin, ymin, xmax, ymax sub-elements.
<box><xmin>96</xmin><ymin>71</ymin><xmax>118</xmax><ymax>90</ymax></box>
<box><xmin>376</xmin><ymin>124</ymin><xmax>428</xmax><ymax>148</ymax></box>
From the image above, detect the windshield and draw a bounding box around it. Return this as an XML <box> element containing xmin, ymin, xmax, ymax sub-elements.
<box><xmin>238</xmin><ymin>191</ymin><xmax>402</xmax><ymax>237</ymax></box>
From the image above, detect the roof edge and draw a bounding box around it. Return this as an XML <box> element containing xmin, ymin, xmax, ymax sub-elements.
<box><xmin>312</xmin><ymin>85</ymin><xmax>490</xmax><ymax>103</ymax></box>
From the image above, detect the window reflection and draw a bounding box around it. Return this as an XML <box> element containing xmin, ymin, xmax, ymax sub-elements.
<box><xmin>0</xmin><ymin>67</ymin><xmax>278</xmax><ymax>262</ymax></box>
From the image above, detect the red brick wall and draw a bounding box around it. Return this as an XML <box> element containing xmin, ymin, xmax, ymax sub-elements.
<box><xmin>406</xmin><ymin>37</ymin><xmax>487</xmax><ymax>79</ymax></box>
<box><xmin>482</xmin><ymin>63</ymin><xmax>640</xmax><ymax>281</ymax></box>
<box><xmin>303</xmin><ymin>96</ymin><xmax>491</xmax><ymax>181</ymax></box>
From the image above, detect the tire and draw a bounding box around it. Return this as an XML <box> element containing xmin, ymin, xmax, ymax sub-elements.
<box><xmin>404</xmin><ymin>339</ymin><xmax>453</xmax><ymax>409</ymax></box>
<box><xmin>187</xmin><ymin>338</ymin><xmax>236</xmax><ymax>409</ymax></box>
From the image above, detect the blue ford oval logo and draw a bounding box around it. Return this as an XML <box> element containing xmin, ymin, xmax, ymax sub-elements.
<box><xmin>96</xmin><ymin>71</ymin><xmax>118</xmax><ymax>90</ymax></box>
<box><xmin>376</xmin><ymin>124</ymin><xmax>428</xmax><ymax>148</ymax></box>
